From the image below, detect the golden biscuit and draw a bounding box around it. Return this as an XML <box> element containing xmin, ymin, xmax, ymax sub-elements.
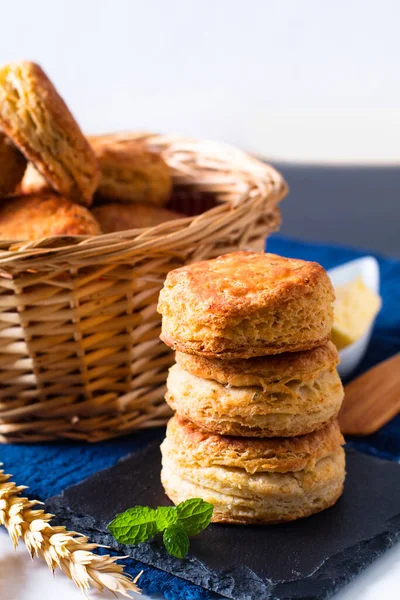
<box><xmin>19</xmin><ymin>163</ymin><xmax>52</xmax><ymax>195</ymax></box>
<box><xmin>161</xmin><ymin>416</ymin><xmax>345</xmax><ymax>524</ymax></box>
<box><xmin>0</xmin><ymin>194</ymin><xmax>102</xmax><ymax>241</ymax></box>
<box><xmin>92</xmin><ymin>202</ymin><xmax>182</xmax><ymax>233</ymax></box>
<box><xmin>0</xmin><ymin>132</ymin><xmax>27</xmax><ymax>196</ymax></box>
<box><xmin>0</xmin><ymin>61</ymin><xmax>100</xmax><ymax>205</ymax></box>
<box><xmin>87</xmin><ymin>131</ymin><xmax>150</xmax><ymax>149</ymax></box>
<box><xmin>167</xmin><ymin>344</ymin><xmax>343</xmax><ymax>437</ymax></box>
<box><xmin>175</xmin><ymin>341</ymin><xmax>339</xmax><ymax>388</ymax></box>
<box><xmin>158</xmin><ymin>251</ymin><xmax>335</xmax><ymax>358</ymax></box>
<box><xmin>89</xmin><ymin>136</ymin><xmax>172</xmax><ymax>205</ymax></box>
<box><xmin>164</xmin><ymin>415</ymin><xmax>344</xmax><ymax>473</ymax></box>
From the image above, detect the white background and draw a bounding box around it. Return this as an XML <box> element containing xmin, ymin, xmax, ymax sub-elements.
<box><xmin>0</xmin><ymin>1</ymin><xmax>399</xmax><ymax>598</ymax></box>
<box><xmin>0</xmin><ymin>0</ymin><xmax>399</xmax><ymax>162</ymax></box>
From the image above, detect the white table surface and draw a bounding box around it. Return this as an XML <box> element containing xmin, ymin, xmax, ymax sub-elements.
<box><xmin>1</xmin><ymin>527</ymin><xmax>400</xmax><ymax>599</ymax></box>
<box><xmin>0</xmin><ymin>530</ymin><xmax>146</xmax><ymax>599</ymax></box>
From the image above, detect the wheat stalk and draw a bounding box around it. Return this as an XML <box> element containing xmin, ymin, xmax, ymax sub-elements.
<box><xmin>0</xmin><ymin>466</ymin><xmax>141</xmax><ymax>597</ymax></box>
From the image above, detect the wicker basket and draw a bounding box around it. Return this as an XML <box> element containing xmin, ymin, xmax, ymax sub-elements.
<box><xmin>0</xmin><ymin>134</ymin><xmax>287</xmax><ymax>442</ymax></box>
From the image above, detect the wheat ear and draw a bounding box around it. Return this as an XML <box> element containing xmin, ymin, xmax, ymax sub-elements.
<box><xmin>0</xmin><ymin>466</ymin><xmax>141</xmax><ymax>597</ymax></box>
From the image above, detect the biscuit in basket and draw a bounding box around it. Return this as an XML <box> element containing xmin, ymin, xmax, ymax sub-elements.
<box><xmin>87</xmin><ymin>132</ymin><xmax>150</xmax><ymax>148</ymax></box>
<box><xmin>88</xmin><ymin>137</ymin><xmax>172</xmax><ymax>205</ymax></box>
<box><xmin>19</xmin><ymin>162</ymin><xmax>52</xmax><ymax>195</ymax></box>
<box><xmin>161</xmin><ymin>416</ymin><xmax>345</xmax><ymax>524</ymax></box>
<box><xmin>0</xmin><ymin>61</ymin><xmax>100</xmax><ymax>205</ymax></box>
<box><xmin>92</xmin><ymin>202</ymin><xmax>182</xmax><ymax>233</ymax></box>
<box><xmin>167</xmin><ymin>342</ymin><xmax>343</xmax><ymax>437</ymax></box>
<box><xmin>0</xmin><ymin>193</ymin><xmax>102</xmax><ymax>240</ymax></box>
<box><xmin>158</xmin><ymin>251</ymin><xmax>335</xmax><ymax>358</ymax></box>
<box><xmin>0</xmin><ymin>132</ymin><xmax>27</xmax><ymax>197</ymax></box>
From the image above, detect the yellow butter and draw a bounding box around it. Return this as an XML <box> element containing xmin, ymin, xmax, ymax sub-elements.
<box><xmin>332</xmin><ymin>277</ymin><xmax>381</xmax><ymax>350</ymax></box>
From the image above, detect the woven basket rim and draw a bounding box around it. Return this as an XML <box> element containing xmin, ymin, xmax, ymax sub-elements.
<box><xmin>0</xmin><ymin>133</ymin><xmax>287</xmax><ymax>443</ymax></box>
<box><xmin>0</xmin><ymin>134</ymin><xmax>288</xmax><ymax>266</ymax></box>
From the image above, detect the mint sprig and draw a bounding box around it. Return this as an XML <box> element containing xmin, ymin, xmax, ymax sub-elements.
<box><xmin>155</xmin><ymin>506</ymin><xmax>178</xmax><ymax>530</ymax></box>
<box><xmin>175</xmin><ymin>498</ymin><xmax>214</xmax><ymax>535</ymax></box>
<box><xmin>163</xmin><ymin>523</ymin><xmax>189</xmax><ymax>558</ymax></box>
<box><xmin>108</xmin><ymin>506</ymin><xmax>158</xmax><ymax>544</ymax></box>
<box><xmin>108</xmin><ymin>498</ymin><xmax>213</xmax><ymax>559</ymax></box>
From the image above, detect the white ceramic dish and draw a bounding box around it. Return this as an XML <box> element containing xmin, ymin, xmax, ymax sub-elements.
<box><xmin>328</xmin><ymin>256</ymin><xmax>380</xmax><ymax>379</ymax></box>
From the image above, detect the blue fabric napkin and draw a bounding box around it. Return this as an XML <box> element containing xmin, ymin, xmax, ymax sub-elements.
<box><xmin>1</xmin><ymin>234</ymin><xmax>400</xmax><ymax>600</ymax></box>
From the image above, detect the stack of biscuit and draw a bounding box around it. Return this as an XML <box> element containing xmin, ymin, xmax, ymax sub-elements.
<box><xmin>0</xmin><ymin>60</ymin><xmax>178</xmax><ymax>241</ymax></box>
<box><xmin>158</xmin><ymin>250</ymin><xmax>346</xmax><ymax>524</ymax></box>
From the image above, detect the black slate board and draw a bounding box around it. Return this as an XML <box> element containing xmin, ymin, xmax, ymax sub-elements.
<box><xmin>46</xmin><ymin>438</ymin><xmax>400</xmax><ymax>600</ymax></box>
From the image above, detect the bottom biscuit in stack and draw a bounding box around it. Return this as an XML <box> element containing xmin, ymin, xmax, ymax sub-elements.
<box><xmin>161</xmin><ymin>415</ymin><xmax>345</xmax><ymax>524</ymax></box>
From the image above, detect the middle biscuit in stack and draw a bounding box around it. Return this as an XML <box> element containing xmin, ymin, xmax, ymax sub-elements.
<box><xmin>167</xmin><ymin>343</ymin><xmax>342</xmax><ymax>438</ymax></box>
<box><xmin>158</xmin><ymin>250</ymin><xmax>345</xmax><ymax>524</ymax></box>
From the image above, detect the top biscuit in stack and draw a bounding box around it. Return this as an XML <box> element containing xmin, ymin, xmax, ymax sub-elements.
<box><xmin>158</xmin><ymin>251</ymin><xmax>335</xmax><ymax>359</ymax></box>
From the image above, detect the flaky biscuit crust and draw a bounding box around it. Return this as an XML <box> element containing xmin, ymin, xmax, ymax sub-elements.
<box><xmin>164</xmin><ymin>416</ymin><xmax>344</xmax><ymax>473</ymax></box>
<box><xmin>161</xmin><ymin>332</ymin><xmax>331</xmax><ymax>358</ymax></box>
<box><xmin>161</xmin><ymin>417</ymin><xmax>345</xmax><ymax>524</ymax></box>
<box><xmin>0</xmin><ymin>61</ymin><xmax>100</xmax><ymax>205</ymax></box>
<box><xmin>158</xmin><ymin>251</ymin><xmax>335</xmax><ymax>358</ymax></box>
<box><xmin>162</xmin><ymin>459</ymin><xmax>345</xmax><ymax>524</ymax></box>
<box><xmin>0</xmin><ymin>193</ymin><xmax>102</xmax><ymax>240</ymax></box>
<box><xmin>0</xmin><ymin>132</ymin><xmax>27</xmax><ymax>196</ymax></box>
<box><xmin>92</xmin><ymin>202</ymin><xmax>181</xmax><ymax>233</ymax></box>
<box><xmin>166</xmin><ymin>361</ymin><xmax>343</xmax><ymax>437</ymax></box>
<box><xmin>175</xmin><ymin>341</ymin><xmax>339</xmax><ymax>388</ymax></box>
<box><xmin>87</xmin><ymin>132</ymin><xmax>151</xmax><ymax>148</ymax></box>
<box><xmin>89</xmin><ymin>137</ymin><xmax>172</xmax><ymax>205</ymax></box>
<box><xmin>19</xmin><ymin>163</ymin><xmax>51</xmax><ymax>195</ymax></box>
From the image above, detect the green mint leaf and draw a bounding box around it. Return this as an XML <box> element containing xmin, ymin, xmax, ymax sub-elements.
<box><xmin>163</xmin><ymin>524</ymin><xmax>189</xmax><ymax>558</ymax></box>
<box><xmin>108</xmin><ymin>506</ymin><xmax>157</xmax><ymax>544</ymax></box>
<box><xmin>176</xmin><ymin>498</ymin><xmax>214</xmax><ymax>536</ymax></box>
<box><xmin>155</xmin><ymin>506</ymin><xmax>178</xmax><ymax>531</ymax></box>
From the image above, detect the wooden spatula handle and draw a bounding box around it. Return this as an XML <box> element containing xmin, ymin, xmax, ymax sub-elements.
<box><xmin>339</xmin><ymin>353</ymin><xmax>400</xmax><ymax>436</ymax></box>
